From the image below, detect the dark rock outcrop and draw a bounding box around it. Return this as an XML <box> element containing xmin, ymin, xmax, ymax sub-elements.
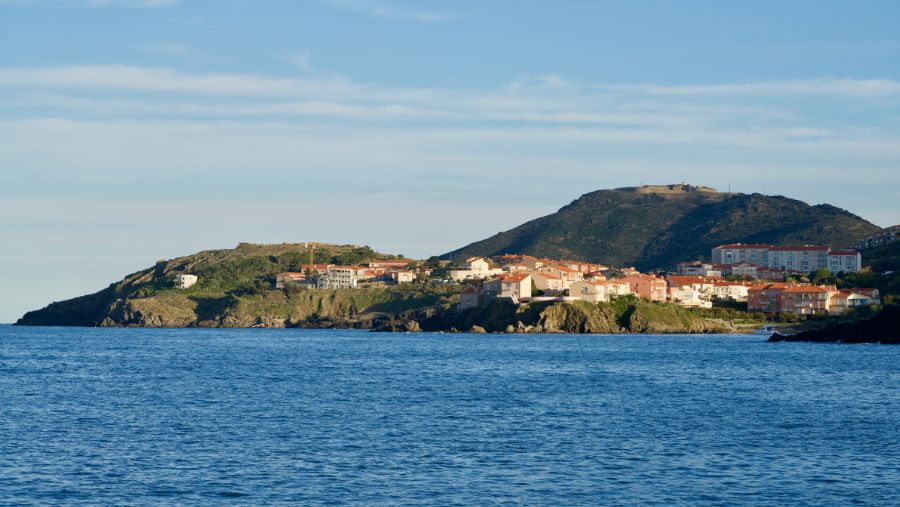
<box><xmin>769</xmin><ymin>305</ymin><xmax>900</xmax><ymax>344</ymax></box>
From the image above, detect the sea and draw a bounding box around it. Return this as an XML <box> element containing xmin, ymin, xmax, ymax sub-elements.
<box><xmin>1</xmin><ymin>325</ymin><xmax>898</xmax><ymax>506</ymax></box>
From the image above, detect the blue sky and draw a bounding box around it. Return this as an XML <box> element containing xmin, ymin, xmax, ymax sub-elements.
<box><xmin>1</xmin><ymin>0</ymin><xmax>899</xmax><ymax>321</ymax></box>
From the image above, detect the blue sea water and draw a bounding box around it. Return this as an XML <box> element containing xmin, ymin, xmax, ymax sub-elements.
<box><xmin>1</xmin><ymin>326</ymin><xmax>898</xmax><ymax>506</ymax></box>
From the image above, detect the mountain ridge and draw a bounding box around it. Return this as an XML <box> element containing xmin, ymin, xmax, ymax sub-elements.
<box><xmin>444</xmin><ymin>185</ymin><xmax>880</xmax><ymax>269</ymax></box>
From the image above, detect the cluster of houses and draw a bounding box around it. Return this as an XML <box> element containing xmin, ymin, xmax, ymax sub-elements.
<box><xmin>457</xmin><ymin>255</ymin><xmax>729</xmax><ymax>311</ymax></box>
<box><xmin>855</xmin><ymin>225</ymin><xmax>899</xmax><ymax>250</ymax></box>
<box><xmin>456</xmin><ymin>246</ymin><xmax>881</xmax><ymax>318</ymax></box>
<box><xmin>275</xmin><ymin>260</ymin><xmax>422</xmax><ymax>289</ymax></box>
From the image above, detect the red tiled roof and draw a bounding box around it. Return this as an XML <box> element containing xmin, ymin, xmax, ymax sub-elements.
<box><xmin>716</xmin><ymin>244</ymin><xmax>772</xmax><ymax>249</ymax></box>
<box><xmin>666</xmin><ymin>276</ymin><xmax>714</xmax><ymax>286</ymax></box>
<box><xmin>533</xmin><ymin>272</ymin><xmax>562</xmax><ymax>280</ymax></box>
<box><xmin>781</xmin><ymin>286</ymin><xmax>829</xmax><ymax>293</ymax></box>
<box><xmin>501</xmin><ymin>273</ymin><xmax>531</xmax><ymax>283</ymax></box>
<box><xmin>769</xmin><ymin>245</ymin><xmax>829</xmax><ymax>251</ymax></box>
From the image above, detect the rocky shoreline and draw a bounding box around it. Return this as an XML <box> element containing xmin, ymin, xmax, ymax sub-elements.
<box><xmin>769</xmin><ymin>305</ymin><xmax>899</xmax><ymax>344</ymax></box>
<box><xmin>372</xmin><ymin>299</ymin><xmax>743</xmax><ymax>334</ymax></box>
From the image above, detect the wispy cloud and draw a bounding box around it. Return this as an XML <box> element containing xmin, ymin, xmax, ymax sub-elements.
<box><xmin>0</xmin><ymin>0</ymin><xmax>182</xmax><ymax>6</ymax></box>
<box><xmin>0</xmin><ymin>65</ymin><xmax>360</xmax><ymax>97</ymax></box>
<box><xmin>625</xmin><ymin>78</ymin><xmax>900</xmax><ymax>98</ymax></box>
<box><xmin>281</xmin><ymin>50</ymin><xmax>313</xmax><ymax>72</ymax></box>
<box><xmin>321</xmin><ymin>0</ymin><xmax>450</xmax><ymax>21</ymax></box>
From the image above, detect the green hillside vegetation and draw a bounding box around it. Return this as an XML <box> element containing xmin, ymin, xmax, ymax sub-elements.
<box><xmin>861</xmin><ymin>240</ymin><xmax>900</xmax><ymax>273</ymax></box>
<box><xmin>445</xmin><ymin>185</ymin><xmax>879</xmax><ymax>270</ymax></box>
<box><xmin>16</xmin><ymin>243</ymin><xmax>442</xmax><ymax>327</ymax></box>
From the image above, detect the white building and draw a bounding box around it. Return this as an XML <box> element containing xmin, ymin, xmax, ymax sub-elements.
<box><xmin>174</xmin><ymin>274</ymin><xmax>198</xmax><ymax>289</ymax></box>
<box><xmin>570</xmin><ymin>280</ymin><xmax>611</xmax><ymax>303</ymax></box>
<box><xmin>827</xmin><ymin>250</ymin><xmax>862</xmax><ymax>273</ymax></box>
<box><xmin>711</xmin><ymin>244</ymin><xmax>771</xmax><ymax>267</ymax></box>
<box><xmin>532</xmin><ymin>272</ymin><xmax>565</xmax><ymax>295</ymax></box>
<box><xmin>449</xmin><ymin>257</ymin><xmax>503</xmax><ymax>281</ymax></box>
<box><xmin>768</xmin><ymin>246</ymin><xmax>829</xmax><ymax>272</ymax></box>
<box><xmin>712</xmin><ymin>243</ymin><xmax>834</xmax><ymax>272</ymax></box>
<box><xmin>316</xmin><ymin>266</ymin><xmax>360</xmax><ymax>289</ymax></box>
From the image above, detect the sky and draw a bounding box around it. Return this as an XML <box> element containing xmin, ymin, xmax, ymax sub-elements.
<box><xmin>1</xmin><ymin>0</ymin><xmax>899</xmax><ymax>322</ymax></box>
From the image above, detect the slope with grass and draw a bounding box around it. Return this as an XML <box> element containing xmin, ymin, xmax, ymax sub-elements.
<box><xmin>445</xmin><ymin>185</ymin><xmax>879</xmax><ymax>270</ymax></box>
<box><xmin>15</xmin><ymin>243</ymin><xmax>449</xmax><ymax>327</ymax></box>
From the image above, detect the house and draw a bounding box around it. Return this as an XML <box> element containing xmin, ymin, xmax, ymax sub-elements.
<box><xmin>777</xmin><ymin>285</ymin><xmax>832</xmax><ymax>316</ymax></box>
<box><xmin>368</xmin><ymin>260</ymin><xmax>412</xmax><ymax>270</ymax></box>
<box><xmin>570</xmin><ymin>280</ymin><xmax>611</xmax><ymax>303</ymax></box>
<box><xmin>710</xmin><ymin>281</ymin><xmax>751</xmax><ymax>301</ymax></box>
<box><xmin>827</xmin><ymin>250</ymin><xmax>862</xmax><ymax>273</ymax></box>
<box><xmin>829</xmin><ymin>289</ymin><xmax>881</xmax><ymax>314</ymax></box>
<box><xmin>538</xmin><ymin>264</ymin><xmax>584</xmax><ymax>288</ymax></box>
<box><xmin>174</xmin><ymin>274</ymin><xmax>198</xmax><ymax>289</ymax></box>
<box><xmin>857</xmin><ymin>225</ymin><xmax>900</xmax><ymax>249</ymax></box>
<box><xmin>621</xmin><ymin>273</ymin><xmax>667</xmax><ymax>302</ymax></box>
<box><xmin>717</xmin><ymin>262</ymin><xmax>760</xmax><ymax>279</ymax></box>
<box><xmin>666</xmin><ymin>276</ymin><xmax>715</xmax><ymax>308</ymax></box>
<box><xmin>748</xmin><ymin>283</ymin><xmax>790</xmax><ymax>314</ymax></box>
<box><xmin>748</xmin><ymin>283</ymin><xmax>836</xmax><ymax>316</ymax></box>
<box><xmin>275</xmin><ymin>271</ymin><xmax>307</xmax><ymax>289</ymax></box>
<box><xmin>389</xmin><ymin>270</ymin><xmax>416</xmax><ymax>283</ymax></box>
<box><xmin>676</xmin><ymin>262</ymin><xmax>722</xmax><ymax>278</ymax></box>
<box><xmin>498</xmin><ymin>273</ymin><xmax>531</xmax><ymax>301</ymax></box>
<box><xmin>449</xmin><ymin>257</ymin><xmax>503</xmax><ymax>281</ymax></box>
<box><xmin>532</xmin><ymin>272</ymin><xmax>565</xmax><ymax>295</ymax></box>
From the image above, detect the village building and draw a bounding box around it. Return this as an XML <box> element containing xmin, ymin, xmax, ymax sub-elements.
<box><xmin>711</xmin><ymin>244</ymin><xmax>772</xmax><ymax>267</ymax></box>
<box><xmin>531</xmin><ymin>272</ymin><xmax>565</xmax><ymax>295</ymax></box>
<box><xmin>777</xmin><ymin>285</ymin><xmax>832</xmax><ymax>315</ymax></box>
<box><xmin>449</xmin><ymin>257</ymin><xmax>504</xmax><ymax>281</ymax></box>
<box><xmin>537</xmin><ymin>264</ymin><xmax>584</xmax><ymax>288</ymax></box>
<box><xmin>275</xmin><ymin>272</ymin><xmax>307</xmax><ymax>289</ymax></box>
<box><xmin>173</xmin><ymin>274</ymin><xmax>198</xmax><ymax>289</ymax></box>
<box><xmin>768</xmin><ymin>246</ymin><xmax>830</xmax><ymax>272</ymax></box>
<box><xmin>570</xmin><ymin>280</ymin><xmax>612</xmax><ymax>303</ymax></box>
<box><xmin>710</xmin><ymin>281</ymin><xmax>751</xmax><ymax>301</ymax></box>
<box><xmin>676</xmin><ymin>262</ymin><xmax>722</xmax><ymax>278</ymax></box>
<box><xmin>665</xmin><ymin>276</ymin><xmax>715</xmax><ymax>308</ymax></box>
<box><xmin>621</xmin><ymin>273</ymin><xmax>667</xmax><ymax>302</ymax></box>
<box><xmin>718</xmin><ymin>262</ymin><xmax>760</xmax><ymax>279</ymax></box>
<box><xmin>368</xmin><ymin>260</ymin><xmax>412</xmax><ymax>270</ymax></box>
<box><xmin>747</xmin><ymin>283</ymin><xmax>841</xmax><ymax>316</ymax></box>
<box><xmin>316</xmin><ymin>266</ymin><xmax>365</xmax><ymax>289</ymax></box>
<box><xmin>827</xmin><ymin>250</ymin><xmax>862</xmax><ymax>273</ymax></box>
<box><xmin>389</xmin><ymin>270</ymin><xmax>416</xmax><ymax>283</ymax></box>
<box><xmin>498</xmin><ymin>273</ymin><xmax>532</xmax><ymax>302</ymax></box>
<box><xmin>856</xmin><ymin>225</ymin><xmax>899</xmax><ymax>249</ymax></box>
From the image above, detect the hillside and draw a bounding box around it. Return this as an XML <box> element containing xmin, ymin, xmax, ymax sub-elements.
<box><xmin>862</xmin><ymin>241</ymin><xmax>900</xmax><ymax>273</ymax></box>
<box><xmin>16</xmin><ymin>243</ymin><xmax>457</xmax><ymax>327</ymax></box>
<box><xmin>445</xmin><ymin>184</ymin><xmax>880</xmax><ymax>270</ymax></box>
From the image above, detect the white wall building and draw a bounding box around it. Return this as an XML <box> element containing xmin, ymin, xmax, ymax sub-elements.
<box><xmin>174</xmin><ymin>274</ymin><xmax>198</xmax><ymax>289</ymax></box>
<box><xmin>316</xmin><ymin>266</ymin><xmax>360</xmax><ymax>289</ymax></box>
<box><xmin>827</xmin><ymin>250</ymin><xmax>862</xmax><ymax>273</ymax></box>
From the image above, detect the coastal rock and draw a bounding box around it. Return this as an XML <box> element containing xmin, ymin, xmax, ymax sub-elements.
<box><xmin>769</xmin><ymin>305</ymin><xmax>900</xmax><ymax>344</ymax></box>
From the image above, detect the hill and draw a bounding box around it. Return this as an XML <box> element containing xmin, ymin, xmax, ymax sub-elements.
<box><xmin>445</xmin><ymin>184</ymin><xmax>880</xmax><ymax>270</ymax></box>
<box><xmin>862</xmin><ymin>240</ymin><xmax>900</xmax><ymax>273</ymax></box>
<box><xmin>16</xmin><ymin>243</ymin><xmax>458</xmax><ymax>327</ymax></box>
